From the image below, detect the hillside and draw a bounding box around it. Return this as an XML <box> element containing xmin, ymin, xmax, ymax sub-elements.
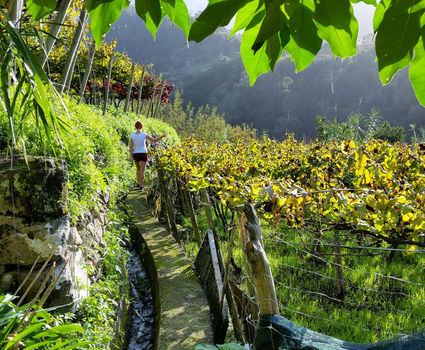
<box><xmin>107</xmin><ymin>7</ymin><xmax>425</xmax><ymax>139</ymax></box>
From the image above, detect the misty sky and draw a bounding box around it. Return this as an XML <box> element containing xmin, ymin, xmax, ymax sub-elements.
<box><xmin>184</xmin><ymin>1</ymin><xmax>375</xmax><ymax>36</ymax></box>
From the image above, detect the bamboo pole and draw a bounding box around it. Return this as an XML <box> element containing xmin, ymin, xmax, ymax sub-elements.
<box><xmin>123</xmin><ymin>62</ymin><xmax>135</xmax><ymax>113</ymax></box>
<box><xmin>103</xmin><ymin>54</ymin><xmax>114</xmax><ymax>116</ymax></box>
<box><xmin>38</xmin><ymin>0</ymin><xmax>73</xmax><ymax>67</ymax></box>
<box><xmin>241</xmin><ymin>203</ymin><xmax>279</xmax><ymax>315</ymax></box>
<box><xmin>7</xmin><ymin>0</ymin><xmax>23</xmax><ymax>27</ymax></box>
<box><xmin>59</xmin><ymin>8</ymin><xmax>88</xmax><ymax>93</ymax></box>
<box><xmin>136</xmin><ymin>69</ymin><xmax>145</xmax><ymax>114</ymax></box>
<box><xmin>153</xmin><ymin>82</ymin><xmax>164</xmax><ymax>119</ymax></box>
<box><xmin>79</xmin><ymin>41</ymin><xmax>96</xmax><ymax>104</ymax></box>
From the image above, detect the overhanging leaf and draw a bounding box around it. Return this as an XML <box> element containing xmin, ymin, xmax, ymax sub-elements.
<box><xmin>252</xmin><ymin>0</ymin><xmax>285</xmax><ymax>53</ymax></box>
<box><xmin>189</xmin><ymin>0</ymin><xmax>252</xmax><ymax>42</ymax></box>
<box><xmin>87</xmin><ymin>0</ymin><xmax>130</xmax><ymax>45</ymax></box>
<box><xmin>240</xmin><ymin>9</ymin><xmax>270</xmax><ymax>85</ymax></box>
<box><xmin>266</xmin><ymin>31</ymin><xmax>286</xmax><ymax>71</ymax></box>
<box><xmin>284</xmin><ymin>0</ymin><xmax>322</xmax><ymax>71</ymax></box>
<box><xmin>228</xmin><ymin>0</ymin><xmax>263</xmax><ymax>38</ymax></box>
<box><xmin>373</xmin><ymin>0</ymin><xmax>390</xmax><ymax>32</ymax></box>
<box><xmin>313</xmin><ymin>0</ymin><xmax>358</xmax><ymax>58</ymax></box>
<box><xmin>26</xmin><ymin>0</ymin><xmax>58</xmax><ymax>20</ymax></box>
<box><xmin>161</xmin><ymin>0</ymin><xmax>191</xmax><ymax>37</ymax></box>
<box><xmin>375</xmin><ymin>0</ymin><xmax>425</xmax><ymax>84</ymax></box>
<box><xmin>350</xmin><ymin>0</ymin><xmax>376</xmax><ymax>5</ymax></box>
<box><xmin>409</xmin><ymin>36</ymin><xmax>425</xmax><ymax>106</ymax></box>
<box><xmin>135</xmin><ymin>0</ymin><xmax>163</xmax><ymax>39</ymax></box>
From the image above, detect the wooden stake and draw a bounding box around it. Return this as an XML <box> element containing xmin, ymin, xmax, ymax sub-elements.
<box><xmin>183</xmin><ymin>188</ymin><xmax>201</xmax><ymax>246</ymax></box>
<box><xmin>241</xmin><ymin>203</ymin><xmax>279</xmax><ymax>315</ymax></box>
<box><xmin>200</xmin><ymin>188</ymin><xmax>216</xmax><ymax>234</ymax></box>
<box><xmin>335</xmin><ymin>232</ymin><xmax>346</xmax><ymax>300</ymax></box>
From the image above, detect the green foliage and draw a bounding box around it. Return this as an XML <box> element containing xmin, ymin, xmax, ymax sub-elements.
<box><xmin>195</xmin><ymin>343</ymin><xmax>246</xmax><ymax>350</ymax></box>
<box><xmin>0</xmin><ymin>295</ymin><xmax>88</xmax><ymax>349</ymax></box>
<box><xmin>160</xmin><ymin>136</ymin><xmax>425</xmax><ymax>343</ymax></box>
<box><xmin>159</xmin><ymin>90</ymin><xmax>253</xmax><ymax>144</ymax></box>
<box><xmin>0</xmin><ymin>9</ymin><xmax>67</xmax><ymax>157</ymax></box>
<box><xmin>74</xmin><ymin>204</ymin><xmax>131</xmax><ymax>348</ymax></box>
<box><xmin>315</xmin><ymin>111</ymin><xmax>405</xmax><ymax>144</ymax></box>
<box><xmin>87</xmin><ymin>0</ymin><xmax>130</xmax><ymax>45</ymax></box>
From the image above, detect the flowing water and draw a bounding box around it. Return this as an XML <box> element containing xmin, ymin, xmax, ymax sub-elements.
<box><xmin>125</xmin><ymin>245</ymin><xmax>154</xmax><ymax>350</ymax></box>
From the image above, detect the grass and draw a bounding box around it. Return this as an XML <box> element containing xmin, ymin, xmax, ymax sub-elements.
<box><xmin>175</xmin><ymin>198</ymin><xmax>425</xmax><ymax>344</ymax></box>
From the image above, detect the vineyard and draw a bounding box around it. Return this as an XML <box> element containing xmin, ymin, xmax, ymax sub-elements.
<box><xmin>152</xmin><ymin>137</ymin><xmax>425</xmax><ymax>343</ymax></box>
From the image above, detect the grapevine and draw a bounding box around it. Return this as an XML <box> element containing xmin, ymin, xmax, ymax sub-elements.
<box><xmin>158</xmin><ymin>137</ymin><xmax>425</xmax><ymax>249</ymax></box>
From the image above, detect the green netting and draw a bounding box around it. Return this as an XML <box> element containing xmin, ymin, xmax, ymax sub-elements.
<box><xmin>254</xmin><ymin>315</ymin><xmax>425</xmax><ymax>350</ymax></box>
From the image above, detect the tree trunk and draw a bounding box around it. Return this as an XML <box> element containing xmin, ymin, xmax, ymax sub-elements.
<box><xmin>60</xmin><ymin>8</ymin><xmax>88</xmax><ymax>94</ymax></box>
<box><xmin>38</xmin><ymin>0</ymin><xmax>73</xmax><ymax>68</ymax></box>
<box><xmin>78</xmin><ymin>41</ymin><xmax>96</xmax><ymax>104</ymax></box>
<box><xmin>123</xmin><ymin>62</ymin><xmax>135</xmax><ymax>113</ymax></box>
<box><xmin>241</xmin><ymin>203</ymin><xmax>279</xmax><ymax>315</ymax></box>
<box><xmin>102</xmin><ymin>54</ymin><xmax>114</xmax><ymax>116</ymax></box>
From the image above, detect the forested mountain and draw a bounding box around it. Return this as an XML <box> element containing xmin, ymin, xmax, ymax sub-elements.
<box><xmin>107</xmin><ymin>7</ymin><xmax>425</xmax><ymax>139</ymax></box>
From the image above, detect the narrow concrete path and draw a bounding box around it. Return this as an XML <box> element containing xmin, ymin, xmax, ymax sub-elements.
<box><xmin>127</xmin><ymin>190</ymin><xmax>213</xmax><ymax>350</ymax></box>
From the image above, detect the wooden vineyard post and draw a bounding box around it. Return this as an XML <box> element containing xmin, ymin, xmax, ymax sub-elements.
<box><xmin>241</xmin><ymin>203</ymin><xmax>279</xmax><ymax>315</ymax></box>
<box><xmin>136</xmin><ymin>70</ymin><xmax>145</xmax><ymax>114</ymax></box>
<box><xmin>335</xmin><ymin>232</ymin><xmax>346</xmax><ymax>300</ymax></box>
<box><xmin>237</xmin><ymin>212</ymin><xmax>259</xmax><ymax>322</ymax></box>
<box><xmin>79</xmin><ymin>41</ymin><xmax>96</xmax><ymax>104</ymax></box>
<box><xmin>157</xmin><ymin>164</ymin><xmax>179</xmax><ymax>242</ymax></box>
<box><xmin>183</xmin><ymin>188</ymin><xmax>201</xmax><ymax>246</ymax></box>
<box><xmin>200</xmin><ymin>188</ymin><xmax>216</xmax><ymax>234</ymax></box>
<box><xmin>219</xmin><ymin>224</ymin><xmax>246</xmax><ymax>343</ymax></box>
<box><xmin>102</xmin><ymin>55</ymin><xmax>114</xmax><ymax>116</ymax></box>
<box><xmin>123</xmin><ymin>62</ymin><xmax>135</xmax><ymax>113</ymax></box>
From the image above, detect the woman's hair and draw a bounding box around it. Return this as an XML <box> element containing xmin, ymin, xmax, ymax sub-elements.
<box><xmin>135</xmin><ymin>120</ymin><xmax>143</xmax><ymax>129</ymax></box>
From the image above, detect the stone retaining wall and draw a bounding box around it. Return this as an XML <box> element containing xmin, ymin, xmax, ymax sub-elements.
<box><xmin>0</xmin><ymin>156</ymin><xmax>108</xmax><ymax>311</ymax></box>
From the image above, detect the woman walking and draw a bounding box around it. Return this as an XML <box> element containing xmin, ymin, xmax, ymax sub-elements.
<box><xmin>130</xmin><ymin>120</ymin><xmax>166</xmax><ymax>190</ymax></box>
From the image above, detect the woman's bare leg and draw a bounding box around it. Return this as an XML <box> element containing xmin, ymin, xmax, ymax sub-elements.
<box><xmin>135</xmin><ymin>160</ymin><xmax>142</xmax><ymax>186</ymax></box>
<box><xmin>139</xmin><ymin>161</ymin><xmax>147</xmax><ymax>186</ymax></box>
